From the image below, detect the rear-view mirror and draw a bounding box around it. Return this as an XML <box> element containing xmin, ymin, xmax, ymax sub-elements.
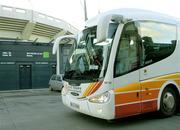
<box><xmin>96</xmin><ymin>14</ymin><xmax>124</xmax><ymax>43</ymax></box>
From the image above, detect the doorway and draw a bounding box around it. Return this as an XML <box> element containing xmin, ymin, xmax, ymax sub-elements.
<box><xmin>19</xmin><ymin>64</ymin><xmax>32</xmax><ymax>89</ymax></box>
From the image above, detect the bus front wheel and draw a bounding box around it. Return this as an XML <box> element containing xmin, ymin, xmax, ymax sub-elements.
<box><xmin>159</xmin><ymin>87</ymin><xmax>177</xmax><ymax>117</ymax></box>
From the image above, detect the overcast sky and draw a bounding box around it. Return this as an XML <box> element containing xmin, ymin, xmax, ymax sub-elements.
<box><xmin>0</xmin><ymin>0</ymin><xmax>180</xmax><ymax>29</ymax></box>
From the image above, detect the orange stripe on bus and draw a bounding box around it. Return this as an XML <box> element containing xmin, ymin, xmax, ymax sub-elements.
<box><xmin>142</xmin><ymin>100</ymin><xmax>157</xmax><ymax>113</ymax></box>
<box><xmin>155</xmin><ymin>73</ymin><xmax>180</xmax><ymax>80</ymax></box>
<box><xmin>83</xmin><ymin>83</ymin><xmax>96</xmax><ymax>97</ymax></box>
<box><xmin>87</xmin><ymin>82</ymin><xmax>99</xmax><ymax>96</ymax></box>
<box><xmin>141</xmin><ymin>73</ymin><xmax>180</xmax><ymax>82</ymax></box>
<box><xmin>175</xmin><ymin>80</ymin><xmax>180</xmax><ymax>86</ymax></box>
<box><xmin>88</xmin><ymin>81</ymin><xmax>103</xmax><ymax>95</ymax></box>
<box><xmin>115</xmin><ymin>102</ymin><xmax>141</xmax><ymax>118</ymax></box>
<box><xmin>82</xmin><ymin>81</ymin><xmax>103</xmax><ymax>97</ymax></box>
<box><xmin>115</xmin><ymin>100</ymin><xmax>157</xmax><ymax>118</ymax></box>
<box><xmin>141</xmin><ymin>81</ymin><xmax>164</xmax><ymax>89</ymax></box>
<box><xmin>141</xmin><ymin>89</ymin><xmax>159</xmax><ymax>101</ymax></box>
<box><xmin>114</xmin><ymin>73</ymin><xmax>180</xmax><ymax>94</ymax></box>
<box><xmin>115</xmin><ymin>89</ymin><xmax>159</xmax><ymax>105</ymax></box>
<box><xmin>114</xmin><ymin>73</ymin><xmax>179</xmax><ymax>118</ymax></box>
<box><xmin>114</xmin><ymin>82</ymin><xmax>140</xmax><ymax>93</ymax></box>
<box><xmin>115</xmin><ymin>92</ymin><xmax>139</xmax><ymax>105</ymax></box>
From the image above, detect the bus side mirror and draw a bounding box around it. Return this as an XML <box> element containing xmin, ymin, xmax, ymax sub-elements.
<box><xmin>96</xmin><ymin>14</ymin><xmax>124</xmax><ymax>43</ymax></box>
<box><xmin>53</xmin><ymin>35</ymin><xmax>76</xmax><ymax>54</ymax></box>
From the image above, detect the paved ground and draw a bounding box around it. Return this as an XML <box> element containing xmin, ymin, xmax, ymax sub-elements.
<box><xmin>0</xmin><ymin>89</ymin><xmax>180</xmax><ymax>130</ymax></box>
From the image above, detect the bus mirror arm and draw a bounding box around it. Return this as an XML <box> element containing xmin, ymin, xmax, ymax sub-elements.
<box><xmin>96</xmin><ymin>14</ymin><xmax>128</xmax><ymax>43</ymax></box>
<box><xmin>53</xmin><ymin>35</ymin><xmax>76</xmax><ymax>54</ymax></box>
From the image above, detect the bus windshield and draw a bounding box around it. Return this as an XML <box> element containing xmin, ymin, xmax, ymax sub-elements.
<box><xmin>64</xmin><ymin>23</ymin><xmax>118</xmax><ymax>83</ymax></box>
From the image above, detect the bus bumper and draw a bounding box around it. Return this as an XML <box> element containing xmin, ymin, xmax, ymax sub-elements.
<box><xmin>62</xmin><ymin>91</ymin><xmax>115</xmax><ymax>120</ymax></box>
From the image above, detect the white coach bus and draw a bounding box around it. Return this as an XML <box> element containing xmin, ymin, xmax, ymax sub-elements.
<box><xmin>53</xmin><ymin>9</ymin><xmax>180</xmax><ymax>120</ymax></box>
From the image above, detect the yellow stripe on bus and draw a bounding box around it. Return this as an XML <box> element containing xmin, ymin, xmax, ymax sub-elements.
<box><xmin>83</xmin><ymin>83</ymin><xmax>96</xmax><ymax>97</ymax></box>
<box><xmin>114</xmin><ymin>82</ymin><xmax>140</xmax><ymax>93</ymax></box>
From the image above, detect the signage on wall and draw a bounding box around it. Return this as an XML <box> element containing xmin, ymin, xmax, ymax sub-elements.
<box><xmin>35</xmin><ymin>62</ymin><xmax>48</xmax><ymax>65</ymax></box>
<box><xmin>0</xmin><ymin>51</ymin><xmax>51</xmax><ymax>59</ymax></box>
<box><xmin>26</xmin><ymin>52</ymin><xmax>42</xmax><ymax>57</ymax></box>
<box><xmin>43</xmin><ymin>52</ymin><xmax>49</xmax><ymax>58</ymax></box>
<box><xmin>0</xmin><ymin>62</ymin><xmax>15</xmax><ymax>65</ymax></box>
<box><xmin>26</xmin><ymin>52</ymin><xmax>50</xmax><ymax>58</ymax></box>
<box><xmin>2</xmin><ymin>51</ymin><xmax>12</xmax><ymax>57</ymax></box>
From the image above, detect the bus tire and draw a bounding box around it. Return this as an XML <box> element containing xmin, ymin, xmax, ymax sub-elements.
<box><xmin>159</xmin><ymin>87</ymin><xmax>177</xmax><ymax>117</ymax></box>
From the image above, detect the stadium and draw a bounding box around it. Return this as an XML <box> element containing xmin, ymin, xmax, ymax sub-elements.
<box><xmin>0</xmin><ymin>5</ymin><xmax>78</xmax><ymax>91</ymax></box>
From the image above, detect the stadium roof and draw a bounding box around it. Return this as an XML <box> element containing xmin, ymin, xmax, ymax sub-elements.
<box><xmin>0</xmin><ymin>5</ymin><xmax>79</xmax><ymax>43</ymax></box>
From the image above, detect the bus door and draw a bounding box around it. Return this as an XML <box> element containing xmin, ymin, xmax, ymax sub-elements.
<box><xmin>113</xmin><ymin>22</ymin><xmax>141</xmax><ymax>118</ymax></box>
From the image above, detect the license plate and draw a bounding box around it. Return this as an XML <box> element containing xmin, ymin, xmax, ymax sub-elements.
<box><xmin>70</xmin><ymin>102</ymin><xmax>79</xmax><ymax>109</ymax></box>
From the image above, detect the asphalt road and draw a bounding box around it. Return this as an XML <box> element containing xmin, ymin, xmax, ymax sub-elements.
<box><xmin>0</xmin><ymin>89</ymin><xmax>180</xmax><ymax>130</ymax></box>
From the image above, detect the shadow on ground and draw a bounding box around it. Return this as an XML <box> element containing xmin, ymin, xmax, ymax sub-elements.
<box><xmin>64</xmin><ymin>109</ymin><xmax>180</xmax><ymax>130</ymax></box>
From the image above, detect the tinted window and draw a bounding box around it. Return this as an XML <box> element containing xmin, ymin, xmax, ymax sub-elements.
<box><xmin>138</xmin><ymin>21</ymin><xmax>176</xmax><ymax>66</ymax></box>
<box><xmin>114</xmin><ymin>21</ymin><xmax>176</xmax><ymax>77</ymax></box>
<box><xmin>114</xmin><ymin>22</ymin><xmax>140</xmax><ymax>77</ymax></box>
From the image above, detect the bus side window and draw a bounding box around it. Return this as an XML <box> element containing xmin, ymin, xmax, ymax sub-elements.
<box><xmin>138</xmin><ymin>21</ymin><xmax>177</xmax><ymax>67</ymax></box>
<box><xmin>114</xmin><ymin>22</ymin><xmax>140</xmax><ymax>77</ymax></box>
<box><xmin>142</xmin><ymin>36</ymin><xmax>154</xmax><ymax>64</ymax></box>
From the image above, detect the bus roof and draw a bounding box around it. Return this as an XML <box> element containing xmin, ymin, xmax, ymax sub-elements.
<box><xmin>85</xmin><ymin>8</ymin><xmax>180</xmax><ymax>27</ymax></box>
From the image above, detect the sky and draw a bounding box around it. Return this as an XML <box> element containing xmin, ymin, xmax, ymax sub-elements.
<box><xmin>0</xmin><ymin>0</ymin><xmax>180</xmax><ymax>30</ymax></box>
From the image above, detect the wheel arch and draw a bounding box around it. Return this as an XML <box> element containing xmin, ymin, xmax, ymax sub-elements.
<box><xmin>157</xmin><ymin>80</ymin><xmax>180</xmax><ymax>110</ymax></box>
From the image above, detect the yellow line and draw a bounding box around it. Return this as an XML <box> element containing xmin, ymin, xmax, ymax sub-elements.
<box><xmin>83</xmin><ymin>83</ymin><xmax>96</xmax><ymax>97</ymax></box>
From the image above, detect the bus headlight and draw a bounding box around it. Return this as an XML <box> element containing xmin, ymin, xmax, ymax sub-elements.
<box><xmin>89</xmin><ymin>92</ymin><xmax>110</xmax><ymax>103</ymax></box>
